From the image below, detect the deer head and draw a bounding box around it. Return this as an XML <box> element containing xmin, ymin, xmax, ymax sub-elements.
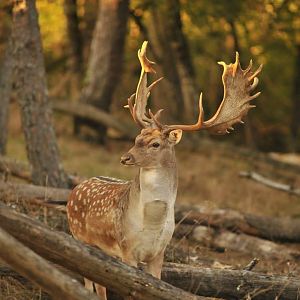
<box><xmin>121</xmin><ymin>41</ymin><xmax>262</xmax><ymax>167</ymax></box>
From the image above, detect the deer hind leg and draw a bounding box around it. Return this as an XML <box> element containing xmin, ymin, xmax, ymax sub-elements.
<box><xmin>121</xmin><ymin>253</ymin><xmax>138</xmax><ymax>300</ymax></box>
<box><xmin>84</xmin><ymin>278</ymin><xmax>94</xmax><ymax>291</ymax></box>
<box><xmin>95</xmin><ymin>284</ymin><xmax>107</xmax><ymax>300</ymax></box>
<box><xmin>144</xmin><ymin>251</ymin><xmax>164</xmax><ymax>279</ymax></box>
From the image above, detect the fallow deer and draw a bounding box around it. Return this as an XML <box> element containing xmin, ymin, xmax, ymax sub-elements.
<box><xmin>67</xmin><ymin>41</ymin><xmax>262</xmax><ymax>299</ymax></box>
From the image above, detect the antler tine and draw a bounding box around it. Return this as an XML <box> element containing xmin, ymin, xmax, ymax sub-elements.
<box><xmin>127</xmin><ymin>41</ymin><xmax>163</xmax><ymax>128</ymax></box>
<box><xmin>148</xmin><ymin>109</ymin><xmax>164</xmax><ymax>129</ymax></box>
<box><xmin>248</xmin><ymin>64</ymin><xmax>263</xmax><ymax>82</ymax></box>
<box><xmin>164</xmin><ymin>93</ymin><xmax>204</xmax><ymax>133</ymax></box>
<box><xmin>125</xmin><ymin>93</ymin><xmax>135</xmax><ymax>117</ymax></box>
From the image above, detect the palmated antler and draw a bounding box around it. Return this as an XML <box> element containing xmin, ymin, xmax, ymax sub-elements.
<box><xmin>126</xmin><ymin>41</ymin><xmax>163</xmax><ymax>128</ymax></box>
<box><xmin>163</xmin><ymin>52</ymin><xmax>263</xmax><ymax>135</ymax></box>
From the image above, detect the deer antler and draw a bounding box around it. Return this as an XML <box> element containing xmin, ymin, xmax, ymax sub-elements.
<box><xmin>126</xmin><ymin>41</ymin><xmax>163</xmax><ymax>128</ymax></box>
<box><xmin>163</xmin><ymin>52</ymin><xmax>263</xmax><ymax>135</ymax></box>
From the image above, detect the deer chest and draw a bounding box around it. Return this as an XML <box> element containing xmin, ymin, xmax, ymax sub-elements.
<box><xmin>124</xmin><ymin>200</ymin><xmax>175</xmax><ymax>262</ymax></box>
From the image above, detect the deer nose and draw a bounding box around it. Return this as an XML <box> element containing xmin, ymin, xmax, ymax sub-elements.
<box><xmin>120</xmin><ymin>153</ymin><xmax>134</xmax><ymax>165</ymax></box>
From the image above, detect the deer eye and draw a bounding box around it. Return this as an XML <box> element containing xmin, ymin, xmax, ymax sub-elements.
<box><xmin>151</xmin><ymin>142</ymin><xmax>160</xmax><ymax>148</ymax></box>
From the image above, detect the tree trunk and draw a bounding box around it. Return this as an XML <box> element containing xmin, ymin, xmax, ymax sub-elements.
<box><xmin>78</xmin><ymin>0</ymin><xmax>129</xmax><ymax>142</ymax></box>
<box><xmin>148</xmin><ymin>0</ymin><xmax>198</xmax><ymax>122</ymax></box>
<box><xmin>64</xmin><ymin>0</ymin><xmax>83</xmax><ymax>75</ymax></box>
<box><xmin>164</xmin><ymin>0</ymin><xmax>198</xmax><ymax>120</ymax></box>
<box><xmin>290</xmin><ymin>44</ymin><xmax>300</xmax><ymax>151</ymax></box>
<box><xmin>11</xmin><ymin>0</ymin><xmax>68</xmax><ymax>188</ymax></box>
<box><xmin>64</xmin><ymin>0</ymin><xmax>83</xmax><ymax>100</ymax></box>
<box><xmin>0</xmin><ymin>227</ymin><xmax>99</xmax><ymax>300</ymax></box>
<box><xmin>0</xmin><ymin>33</ymin><xmax>13</xmax><ymax>155</ymax></box>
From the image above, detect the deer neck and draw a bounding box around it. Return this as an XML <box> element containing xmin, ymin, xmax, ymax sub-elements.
<box><xmin>133</xmin><ymin>150</ymin><xmax>178</xmax><ymax>206</ymax></box>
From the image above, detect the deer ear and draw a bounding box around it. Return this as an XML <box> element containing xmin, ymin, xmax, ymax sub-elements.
<box><xmin>168</xmin><ymin>129</ymin><xmax>183</xmax><ymax>144</ymax></box>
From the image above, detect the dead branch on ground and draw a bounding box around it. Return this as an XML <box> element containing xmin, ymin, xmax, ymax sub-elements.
<box><xmin>175</xmin><ymin>205</ymin><xmax>300</xmax><ymax>243</ymax></box>
<box><xmin>240</xmin><ymin>171</ymin><xmax>300</xmax><ymax>196</ymax></box>
<box><xmin>0</xmin><ymin>155</ymin><xmax>84</xmax><ymax>186</ymax></box>
<box><xmin>175</xmin><ymin>225</ymin><xmax>300</xmax><ymax>261</ymax></box>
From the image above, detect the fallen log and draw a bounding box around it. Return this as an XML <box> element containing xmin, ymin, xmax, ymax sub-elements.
<box><xmin>0</xmin><ymin>155</ymin><xmax>31</xmax><ymax>182</ymax></box>
<box><xmin>0</xmin><ymin>227</ymin><xmax>98</xmax><ymax>300</ymax></box>
<box><xmin>175</xmin><ymin>205</ymin><xmax>300</xmax><ymax>243</ymax></box>
<box><xmin>163</xmin><ymin>263</ymin><xmax>300</xmax><ymax>300</ymax></box>
<box><xmin>175</xmin><ymin>225</ymin><xmax>300</xmax><ymax>261</ymax></box>
<box><xmin>1</xmin><ymin>203</ymin><xmax>300</xmax><ymax>300</ymax></box>
<box><xmin>0</xmin><ymin>181</ymin><xmax>70</xmax><ymax>202</ymax></box>
<box><xmin>0</xmin><ymin>155</ymin><xmax>84</xmax><ymax>186</ymax></box>
<box><xmin>0</xmin><ymin>203</ymin><xmax>201</xmax><ymax>300</ymax></box>
<box><xmin>240</xmin><ymin>171</ymin><xmax>300</xmax><ymax>196</ymax></box>
<box><xmin>53</xmin><ymin>101</ymin><xmax>136</xmax><ymax>139</ymax></box>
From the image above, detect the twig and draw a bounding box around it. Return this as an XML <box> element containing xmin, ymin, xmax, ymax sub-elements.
<box><xmin>243</xmin><ymin>258</ymin><xmax>260</xmax><ymax>271</ymax></box>
<box><xmin>239</xmin><ymin>171</ymin><xmax>300</xmax><ymax>196</ymax></box>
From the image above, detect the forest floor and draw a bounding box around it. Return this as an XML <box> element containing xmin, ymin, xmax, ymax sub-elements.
<box><xmin>1</xmin><ymin>106</ymin><xmax>300</xmax><ymax>299</ymax></box>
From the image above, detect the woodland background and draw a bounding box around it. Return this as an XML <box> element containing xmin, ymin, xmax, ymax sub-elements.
<box><xmin>1</xmin><ymin>0</ymin><xmax>300</xmax><ymax>155</ymax></box>
<box><xmin>1</xmin><ymin>0</ymin><xmax>300</xmax><ymax>299</ymax></box>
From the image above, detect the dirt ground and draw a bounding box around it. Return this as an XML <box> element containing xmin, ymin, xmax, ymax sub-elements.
<box><xmin>1</xmin><ymin>108</ymin><xmax>300</xmax><ymax>299</ymax></box>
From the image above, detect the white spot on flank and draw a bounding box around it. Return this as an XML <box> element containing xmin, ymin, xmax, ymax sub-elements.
<box><xmin>74</xmin><ymin>205</ymin><xmax>78</xmax><ymax>211</ymax></box>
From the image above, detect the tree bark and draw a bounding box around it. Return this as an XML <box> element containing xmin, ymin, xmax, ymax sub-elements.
<box><xmin>64</xmin><ymin>0</ymin><xmax>83</xmax><ymax>75</ymax></box>
<box><xmin>0</xmin><ymin>227</ymin><xmax>99</xmax><ymax>300</ymax></box>
<box><xmin>0</xmin><ymin>202</ymin><xmax>201</xmax><ymax>300</ymax></box>
<box><xmin>11</xmin><ymin>0</ymin><xmax>68</xmax><ymax>188</ymax></box>
<box><xmin>0</xmin><ymin>203</ymin><xmax>299</xmax><ymax>300</ymax></box>
<box><xmin>0</xmin><ymin>32</ymin><xmax>13</xmax><ymax>155</ymax></box>
<box><xmin>78</xmin><ymin>0</ymin><xmax>129</xmax><ymax>142</ymax></box>
<box><xmin>290</xmin><ymin>44</ymin><xmax>300</xmax><ymax>151</ymax></box>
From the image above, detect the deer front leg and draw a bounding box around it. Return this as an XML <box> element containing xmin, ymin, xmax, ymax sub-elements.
<box><xmin>144</xmin><ymin>251</ymin><xmax>164</xmax><ymax>279</ymax></box>
<box><xmin>95</xmin><ymin>284</ymin><xmax>107</xmax><ymax>300</ymax></box>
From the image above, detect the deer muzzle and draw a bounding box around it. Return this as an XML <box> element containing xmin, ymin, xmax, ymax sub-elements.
<box><xmin>120</xmin><ymin>153</ymin><xmax>135</xmax><ymax>165</ymax></box>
